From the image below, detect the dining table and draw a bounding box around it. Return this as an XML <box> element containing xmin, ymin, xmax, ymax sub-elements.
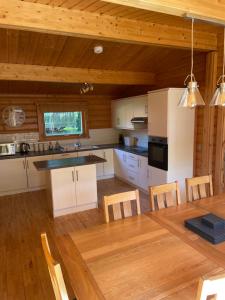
<box><xmin>57</xmin><ymin>194</ymin><xmax>225</xmax><ymax>300</ymax></box>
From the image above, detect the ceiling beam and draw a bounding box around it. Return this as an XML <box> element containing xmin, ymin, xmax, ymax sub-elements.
<box><xmin>103</xmin><ymin>0</ymin><xmax>225</xmax><ymax>24</ymax></box>
<box><xmin>0</xmin><ymin>0</ymin><xmax>217</xmax><ymax>50</ymax></box>
<box><xmin>0</xmin><ymin>63</ymin><xmax>155</xmax><ymax>85</ymax></box>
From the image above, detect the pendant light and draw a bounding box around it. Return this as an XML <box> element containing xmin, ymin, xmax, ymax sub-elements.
<box><xmin>210</xmin><ymin>28</ymin><xmax>225</xmax><ymax>106</ymax></box>
<box><xmin>178</xmin><ymin>18</ymin><xmax>205</xmax><ymax>108</ymax></box>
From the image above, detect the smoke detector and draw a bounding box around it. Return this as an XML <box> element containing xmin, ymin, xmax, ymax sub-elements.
<box><xmin>94</xmin><ymin>45</ymin><xmax>103</xmax><ymax>54</ymax></box>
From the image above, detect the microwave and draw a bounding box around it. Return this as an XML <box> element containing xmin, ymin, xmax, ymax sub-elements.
<box><xmin>0</xmin><ymin>143</ymin><xmax>16</xmax><ymax>156</ymax></box>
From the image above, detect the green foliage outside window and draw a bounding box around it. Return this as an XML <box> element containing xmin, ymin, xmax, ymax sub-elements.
<box><xmin>44</xmin><ymin>112</ymin><xmax>83</xmax><ymax>136</ymax></box>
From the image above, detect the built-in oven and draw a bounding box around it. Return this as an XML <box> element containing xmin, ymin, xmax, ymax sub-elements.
<box><xmin>0</xmin><ymin>143</ymin><xmax>16</xmax><ymax>156</ymax></box>
<box><xmin>148</xmin><ymin>136</ymin><xmax>168</xmax><ymax>171</ymax></box>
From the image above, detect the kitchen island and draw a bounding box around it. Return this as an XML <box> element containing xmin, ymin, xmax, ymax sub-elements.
<box><xmin>34</xmin><ymin>155</ymin><xmax>106</xmax><ymax>218</ymax></box>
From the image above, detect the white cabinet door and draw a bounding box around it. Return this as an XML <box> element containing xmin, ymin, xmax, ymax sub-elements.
<box><xmin>133</xmin><ymin>96</ymin><xmax>148</xmax><ymax>118</ymax></box>
<box><xmin>0</xmin><ymin>158</ymin><xmax>27</xmax><ymax>194</ymax></box>
<box><xmin>138</xmin><ymin>156</ymin><xmax>149</xmax><ymax>191</ymax></box>
<box><xmin>114</xmin><ymin>149</ymin><xmax>127</xmax><ymax>179</ymax></box>
<box><xmin>103</xmin><ymin>149</ymin><xmax>114</xmax><ymax>176</ymax></box>
<box><xmin>50</xmin><ymin>167</ymin><xmax>76</xmax><ymax>211</ymax></box>
<box><xmin>27</xmin><ymin>155</ymin><xmax>52</xmax><ymax>189</ymax></box>
<box><xmin>75</xmin><ymin>164</ymin><xmax>97</xmax><ymax>206</ymax></box>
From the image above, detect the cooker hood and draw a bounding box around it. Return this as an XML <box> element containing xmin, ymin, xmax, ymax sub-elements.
<box><xmin>131</xmin><ymin>117</ymin><xmax>148</xmax><ymax>124</ymax></box>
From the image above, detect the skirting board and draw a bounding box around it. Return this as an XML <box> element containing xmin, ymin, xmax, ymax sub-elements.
<box><xmin>53</xmin><ymin>202</ymin><xmax>98</xmax><ymax>218</ymax></box>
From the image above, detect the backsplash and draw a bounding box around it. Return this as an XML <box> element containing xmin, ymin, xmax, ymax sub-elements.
<box><xmin>119</xmin><ymin>129</ymin><xmax>148</xmax><ymax>148</ymax></box>
<box><xmin>0</xmin><ymin>128</ymin><xmax>119</xmax><ymax>147</ymax></box>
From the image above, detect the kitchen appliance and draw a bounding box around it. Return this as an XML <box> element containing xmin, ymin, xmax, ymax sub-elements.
<box><xmin>148</xmin><ymin>136</ymin><xmax>168</xmax><ymax>171</ymax></box>
<box><xmin>124</xmin><ymin>136</ymin><xmax>134</xmax><ymax>147</ymax></box>
<box><xmin>131</xmin><ymin>117</ymin><xmax>148</xmax><ymax>129</ymax></box>
<box><xmin>20</xmin><ymin>142</ymin><xmax>30</xmax><ymax>154</ymax></box>
<box><xmin>0</xmin><ymin>142</ymin><xmax>16</xmax><ymax>156</ymax></box>
<box><xmin>119</xmin><ymin>134</ymin><xmax>124</xmax><ymax>145</ymax></box>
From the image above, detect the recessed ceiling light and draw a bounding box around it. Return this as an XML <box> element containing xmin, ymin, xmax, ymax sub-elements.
<box><xmin>94</xmin><ymin>45</ymin><xmax>103</xmax><ymax>54</ymax></box>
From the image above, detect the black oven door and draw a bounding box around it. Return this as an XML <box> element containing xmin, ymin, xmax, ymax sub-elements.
<box><xmin>148</xmin><ymin>136</ymin><xmax>168</xmax><ymax>171</ymax></box>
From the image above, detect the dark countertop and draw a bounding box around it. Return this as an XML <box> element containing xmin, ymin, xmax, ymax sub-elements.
<box><xmin>0</xmin><ymin>144</ymin><xmax>148</xmax><ymax>160</ymax></box>
<box><xmin>34</xmin><ymin>155</ymin><xmax>106</xmax><ymax>171</ymax></box>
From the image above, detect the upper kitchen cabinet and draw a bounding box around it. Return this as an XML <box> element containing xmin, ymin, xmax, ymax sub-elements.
<box><xmin>112</xmin><ymin>95</ymin><xmax>148</xmax><ymax>130</ymax></box>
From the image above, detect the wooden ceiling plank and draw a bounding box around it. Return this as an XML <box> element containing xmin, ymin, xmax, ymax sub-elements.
<box><xmin>0</xmin><ymin>63</ymin><xmax>155</xmax><ymax>85</ymax></box>
<box><xmin>0</xmin><ymin>0</ymin><xmax>217</xmax><ymax>50</ymax></box>
<box><xmin>102</xmin><ymin>0</ymin><xmax>225</xmax><ymax>23</ymax></box>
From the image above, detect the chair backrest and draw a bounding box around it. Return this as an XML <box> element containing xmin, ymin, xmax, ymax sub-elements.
<box><xmin>103</xmin><ymin>189</ymin><xmax>141</xmax><ymax>223</ymax></box>
<box><xmin>149</xmin><ymin>181</ymin><xmax>181</xmax><ymax>211</ymax></box>
<box><xmin>41</xmin><ymin>233</ymin><xmax>69</xmax><ymax>300</ymax></box>
<box><xmin>186</xmin><ymin>175</ymin><xmax>213</xmax><ymax>202</ymax></box>
<box><xmin>196</xmin><ymin>273</ymin><xmax>225</xmax><ymax>300</ymax></box>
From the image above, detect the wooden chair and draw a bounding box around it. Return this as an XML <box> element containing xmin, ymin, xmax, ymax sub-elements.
<box><xmin>149</xmin><ymin>181</ymin><xmax>181</xmax><ymax>211</ymax></box>
<box><xmin>103</xmin><ymin>189</ymin><xmax>141</xmax><ymax>223</ymax></box>
<box><xmin>196</xmin><ymin>273</ymin><xmax>225</xmax><ymax>300</ymax></box>
<box><xmin>41</xmin><ymin>233</ymin><xmax>72</xmax><ymax>300</ymax></box>
<box><xmin>186</xmin><ymin>175</ymin><xmax>213</xmax><ymax>202</ymax></box>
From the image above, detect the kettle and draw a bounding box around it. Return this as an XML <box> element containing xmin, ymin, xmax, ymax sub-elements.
<box><xmin>20</xmin><ymin>143</ymin><xmax>30</xmax><ymax>154</ymax></box>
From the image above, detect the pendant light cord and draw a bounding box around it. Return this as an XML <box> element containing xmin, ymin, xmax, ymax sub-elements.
<box><xmin>191</xmin><ymin>18</ymin><xmax>194</xmax><ymax>82</ymax></box>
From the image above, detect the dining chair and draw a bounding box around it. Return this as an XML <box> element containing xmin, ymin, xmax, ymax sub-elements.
<box><xmin>196</xmin><ymin>272</ymin><xmax>225</xmax><ymax>300</ymax></box>
<box><xmin>186</xmin><ymin>175</ymin><xmax>213</xmax><ymax>202</ymax></box>
<box><xmin>149</xmin><ymin>181</ymin><xmax>181</xmax><ymax>211</ymax></box>
<box><xmin>103</xmin><ymin>189</ymin><xmax>141</xmax><ymax>223</ymax></box>
<box><xmin>41</xmin><ymin>233</ymin><xmax>75</xmax><ymax>300</ymax></box>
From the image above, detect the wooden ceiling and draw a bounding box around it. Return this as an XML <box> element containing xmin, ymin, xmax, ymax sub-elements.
<box><xmin>0</xmin><ymin>81</ymin><xmax>152</xmax><ymax>97</ymax></box>
<box><xmin>0</xmin><ymin>28</ymin><xmax>192</xmax><ymax>73</ymax></box>
<box><xmin>22</xmin><ymin>0</ymin><xmax>219</xmax><ymax>33</ymax></box>
<box><xmin>0</xmin><ymin>0</ymin><xmax>214</xmax><ymax>96</ymax></box>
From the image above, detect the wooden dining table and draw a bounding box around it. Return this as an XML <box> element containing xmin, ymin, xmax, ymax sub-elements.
<box><xmin>57</xmin><ymin>194</ymin><xmax>225</xmax><ymax>300</ymax></box>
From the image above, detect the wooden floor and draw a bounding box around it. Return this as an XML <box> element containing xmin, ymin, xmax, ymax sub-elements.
<box><xmin>0</xmin><ymin>178</ymin><xmax>149</xmax><ymax>300</ymax></box>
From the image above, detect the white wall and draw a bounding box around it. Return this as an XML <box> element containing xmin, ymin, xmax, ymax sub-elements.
<box><xmin>0</xmin><ymin>128</ymin><xmax>119</xmax><ymax>148</ymax></box>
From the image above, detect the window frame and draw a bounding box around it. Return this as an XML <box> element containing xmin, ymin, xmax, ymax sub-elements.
<box><xmin>37</xmin><ymin>103</ymin><xmax>89</xmax><ymax>141</ymax></box>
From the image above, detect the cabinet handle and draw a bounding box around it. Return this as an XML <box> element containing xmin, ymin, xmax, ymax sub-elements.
<box><xmin>23</xmin><ymin>160</ymin><xmax>26</xmax><ymax>169</ymax></box>
<box><xmin>103</xmin><ymin>151</ymin><xmax>106</xmax><ymax>159</ymax></box>
<box><xmin>26</xmin><ymin>160</ymin><xmax>29</xmax><ymax>169</ymax></box>
<box><xmin>145</xmin><ymin>104</ymin><xmax>148</xmax><ymax>114</ymax></box>
<box><xmin>72</xmin><ymin>171</ymin><xmax>74</xmax><ymax>182</ymax></box>
<box><xmin>76</xmin><ymin>170</ymin><xmax>79</xmax><ymax>181</ymax></box>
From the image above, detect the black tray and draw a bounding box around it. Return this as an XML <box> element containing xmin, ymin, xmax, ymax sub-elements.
<box><xmin>185</xmin><ymin>213</ymin><xmax>225</xmax><ymax>244</ymax></box>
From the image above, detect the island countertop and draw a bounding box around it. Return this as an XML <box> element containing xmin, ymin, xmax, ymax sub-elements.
<box><xmin>34</xmin><ymin>155</ymin><xmax>106</xmax><ymax>171</ymax></box>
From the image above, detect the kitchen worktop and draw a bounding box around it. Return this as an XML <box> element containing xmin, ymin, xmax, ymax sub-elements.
<box><xmin>34</xmin><ymin>155</ymin><xmax>106</xmax><ymax>171</ymax></box>
<box><xmin>0</xmin><ymin>144</ymin><xmax>148</xmax><ymax>160</ymax></box>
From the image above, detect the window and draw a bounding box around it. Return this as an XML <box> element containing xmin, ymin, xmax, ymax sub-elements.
<box><xmin>37</xmin><ymin>103</ymin><xmax>89</xmax><ymax>140</ymax></box>
<box><xmin>43</xmin><ymin>112</ymin><xmax>83</xmax><ymax>137</ymax></box>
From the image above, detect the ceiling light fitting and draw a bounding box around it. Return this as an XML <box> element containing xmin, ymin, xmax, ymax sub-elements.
<box><xmin>178</xmin><ymin>18</ymin><xmax>205</xmax><ymax>108</ymax></box>
<box><xmin>80</xmin><ymin>82</ymin><xmax>94</xmax><ymax>94</ymax></box>
<box><xmin>94</xmin><ymin>45</ymin><xmax>104</xmax><ymax>54</ymax></box>
<box><xmin>210</xmin><ymin>28</ymin><xmax>225</xmax><ymax>106</ymax></box>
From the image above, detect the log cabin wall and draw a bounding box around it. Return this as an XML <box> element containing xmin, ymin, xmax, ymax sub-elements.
<box><xmin>0</xmin><ymin>95</ymin><xmax>113</xmax><ymax>133</ymax></box>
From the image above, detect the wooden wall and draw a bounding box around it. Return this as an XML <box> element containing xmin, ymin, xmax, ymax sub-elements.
<box><xmin>0</xmin><ymin>95</ymin><xmax>112</xmax><ymax>133</ymax></box>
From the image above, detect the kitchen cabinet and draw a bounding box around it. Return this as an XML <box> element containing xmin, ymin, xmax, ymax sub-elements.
<box><xmin>50</xmin><ymin>164</ymin><xmax>98</xmax><ymax>217</ymax></box>
<box><xmin>114</xmin><ymin>149</ymin><xmax>149</xmax><ymax>192</ymax></box>
<box><xmin>0</xmin><ymin>158</ymin><xmax>28</xmax><ymax>195</ymax></box>
<box><xmin>26</xmin><ymin>155</ymin><xmax>52</xmax><ymax>189</ymax></box>
<box><xmin>103</xmin><ymin>149</ymin><xmax>114</xmax><ymax>178</ymax></box>
<box><xmin>50</xmin><ymin>167</ymin><xmax>76</xmax><ymax>212</ymax></box>
<box><xmin>75</xmin><ymin>164</ymin><xmax>98</xmax><ymax>206</ymax></box>
<box><xmin>112</xmin><ymin>94</ymin><xmax>148</xmax><ymax>130</ymax></box>
<box><xmin>78</xmin><ymin>149</ymin><xmax>114</xmax><ymax>179</ymax></box>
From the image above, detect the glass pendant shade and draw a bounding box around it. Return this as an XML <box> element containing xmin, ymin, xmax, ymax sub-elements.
<box><xmin>178</xmin><ymin>81</ymin><xmax>205</xmax><ymax>108</ymax></box>
<box><xmin>210</xmin><ymin>82</ymin><xmax>225</xmax><ymax>106</ymax></box>
<box><xmin>178</xmin><ymin>18</ymin><xmax>205</xmax><ymax>108</ymax></box>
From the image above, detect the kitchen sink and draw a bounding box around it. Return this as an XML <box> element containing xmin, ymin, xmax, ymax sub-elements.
<box><xmin>77</xmin><ymin>145</ymin><xmax>99</xmax><ymax>150</ymax></box>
